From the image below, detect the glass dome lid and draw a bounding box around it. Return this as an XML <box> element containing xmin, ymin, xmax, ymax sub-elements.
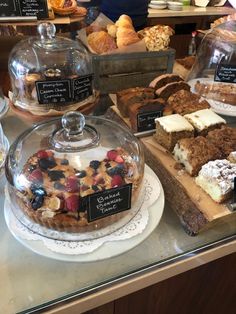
<box><xmin>188</xmin><ymin>21</ymin><xmax>236</xmax><ymax>111</ymax></box>
<box><xmin>8</xmin><ymin>22</ymin><xmax>94</xmax><ymax>115</ymax></box>
<box><xmin>5</xmin><ymin>112</ymin><xmax>144</xmax><ymax>240</ymax></box>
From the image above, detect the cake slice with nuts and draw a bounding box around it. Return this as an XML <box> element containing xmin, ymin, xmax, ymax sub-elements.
<box><xmin>173</xmin><ymin>136</ymin><xmax>221</xmax><ymax>176</ymax></box>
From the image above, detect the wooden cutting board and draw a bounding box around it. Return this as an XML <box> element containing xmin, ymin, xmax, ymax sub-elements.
<box><xmin>141</xmin><ymin>136</ymin><xmax>236</xmax><ymax>235</ymax></box>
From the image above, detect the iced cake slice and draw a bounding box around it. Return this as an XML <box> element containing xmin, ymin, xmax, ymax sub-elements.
<box><xmin>154</xmin><ymin>114</ymin><xmax>194</xmax><ymax>151</ymax></box>
<box><xmin>196</xmin><ymin>159</ymin><xmax>236</xmax><ymax>203</ymax></box>
<box><xmin>173</xmin><ymin>136</ymin><xmax>221</xmax><ymax>176</ymax></box>
<box><xmin>184</xmin><ymin>109</ymin><xmax>226</xmax><ymax>136</ymax></box>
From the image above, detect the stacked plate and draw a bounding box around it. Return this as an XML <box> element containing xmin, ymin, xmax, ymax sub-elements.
<box><xmin>149</xmin><ymin>1</ymin><xmax>184</xmax><ymax>10</ymax></box>
<box><xmin>149</xmin><ymin>0</ymin><xmax>168</xmax><ymax>9</ymax></box>
<box><xmin>167</xmin><ymin>1</ymin><xmax>183</xmax><ymax>10</ymax></box>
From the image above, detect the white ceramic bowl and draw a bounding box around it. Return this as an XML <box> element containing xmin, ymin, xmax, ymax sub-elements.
<box><xmin>194</xmin><ymin>0</ymin><xmax>210</xmax><ymax>7</ymax></box>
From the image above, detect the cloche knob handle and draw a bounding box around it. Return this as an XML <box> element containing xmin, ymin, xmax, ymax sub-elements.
<box><xmin>62</xmin><ymin>112</ymin><xmax>85</xmax><ymax>136</ymax></box>
<box><xmin>37</xmin><ymin>22</ymin><xmax>56</xmax><ymax>41</ymax></box>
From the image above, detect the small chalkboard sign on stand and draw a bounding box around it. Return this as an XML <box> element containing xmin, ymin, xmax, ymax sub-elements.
<box><xmin>0</xmin><ymin>0</ymin><xmax>49</xmax><ymax>19</ymax></box>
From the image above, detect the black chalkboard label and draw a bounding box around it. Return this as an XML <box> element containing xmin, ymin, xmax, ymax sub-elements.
<box><xmin>137</xmin><ymin>111</ymin><xmax>163</xmax><ymax>132</ymax></box>
<box><xmin>72</xmin><ymin>75</ymin><xmax>93</xmax><ymax>102</ymax></box>
<box><xmin>17</xmin><ymin>0</ymin><xmax>49</xmax><ymax>19</ymax></box>
<box><xmin>36</xmin><ymin>80</ymin><xmax>72</xmax><ymax>104</ymax></box>
<box><xmin>83</xmin><ymin>184</ymin><xmax>133</xmax><ymax>222</ymax></box>
<box><xmin>214</xmin><ymin>64</ymin><xmax>236</xmax><ymax>83</ymax></box>
<box><xmin>0</xmin><ymin>0</ymin><xmax>18</xmax><ymax>16</ymax></box>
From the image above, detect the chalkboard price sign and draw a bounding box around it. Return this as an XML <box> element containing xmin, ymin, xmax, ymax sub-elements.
<box><xmin>35</xmin><ymin>75</ymin><xmax>94</xmax><ymax>105</ymax></box>
<box><xmin>137</xmin><ymin>111</ymin><xmax>163</xmax><ymax>132</ymax></box>
<box><xmin>0</xmin><ymin>1</ymin><xmax>18</xmax><ymax>16</ymax></box>
<box><xmin>72</xmin><ymin>75</ymin><xmax>93</xmax><ymax>102</ymax></box>
<box><xmin>82</xmin><ymin>184</ymin><xmax>133</xmax><ymax>222</ymax></box>
<box><xmin>36</xmin><ymin>80</ymin><xmax>72</xmax><ymax>104</ymax></box>
<box><xmin>214</xmin><ymin>64</ymin><xmax>236</xmax><ymax>84</ymax></box>
<box><xmin>0</xmin><ymin>0</ymin><xmax>49</xmax><ymax>18</ymax></box>
<box><xmin>18</xmin><ymin>0</ymin><xmax>49</xmax><ymax>19</ymax></box>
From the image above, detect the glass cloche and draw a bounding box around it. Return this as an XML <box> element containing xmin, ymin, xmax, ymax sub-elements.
<box><xmin>188</xmin><ymin>21</ymin><xmax>236</xmax><ymax>113</ymax></box>
<box><xmin>5</xmin><ymin>112</ymin><xmax>144</xmax><ymax>241</ymax></box>
<box><xmin>8</xmin><ymin>22</ymin><xmax>94</xmax><ymax>116</ymax></box>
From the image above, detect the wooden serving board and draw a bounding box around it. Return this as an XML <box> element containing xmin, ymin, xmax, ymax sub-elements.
<box><xmin>141</xmin><ymin>136</ymin><xmax>236</xmax><ymax>235</ymax></box>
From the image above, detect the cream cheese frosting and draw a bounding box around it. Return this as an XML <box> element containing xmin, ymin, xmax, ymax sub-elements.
<box><xmin>155</xmin><ymin>114</ymin><xmax>194</xmax><ymax>132</ymax></box>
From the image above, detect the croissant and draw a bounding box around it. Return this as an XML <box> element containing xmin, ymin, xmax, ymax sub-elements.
<box><xmin>115</xmin><ymin>14</ymin><xmax>133</xmax><ymax>28</ymax></box>
<box><xmin>116</xmin><ymin>26</ymin><xmax>141</xmax><ymax>48</ymax></box>
<box><xmin>87</xmin><ymin>31</ymin><xmax>117</xmax><ymax>54</ymax></box>
<box><xmin>86</xmin><ymin>25</ymin><xmax>106</xmax><ymax>35</ymax></box>
<box><xmin>107</xmin><ymin>24</ymin><xmax>118</xmax><ymax>38</ymax></box>
<box><xmin>50</xmin><ymin>0</ymin><xmax>77</xmax><ymax>15</ymax></box>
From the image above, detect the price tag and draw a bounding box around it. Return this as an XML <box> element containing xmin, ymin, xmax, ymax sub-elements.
<box><xmin>0</xmin><ymin>1</ymin><xmax>18</xmax><ymax>16</ymax></box>
<box><xmin>35</xmin><ymin>74</ymin><xmax>93</xmax><ymax>105</ymax></box>
<box><xmin>137</xmin><ymin>111</ymin><xmax>163</xmax><ymax>132</ymax></box>
<box><xmin>36</xmin><ymin>80</ymin><xmax>72</xmax><ymax>105</ymax></box>
<box><xmin>82</xmin><ymin>184</ymin><xmax>133</xmax><ymax>222</ymax></box>
<box><xmin>214</xmin><ymin>64</ymin><xmax>236</xmax><ymax>84</ymax></box>
<box><xmin>0</xmin><ymin>0</ymin><xmax>49</xmax><ymax>18</ymax></box>
<box><xmin>72</xmin><ymin>75</ymin><xmax>93</xmax><ymax>102</ymax></box>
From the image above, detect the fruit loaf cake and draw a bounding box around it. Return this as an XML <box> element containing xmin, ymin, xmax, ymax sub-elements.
<box><xmin>195</xmin><ymin>159</ymin><xmax>236</xmax><ymax>203</ymax></box>
<box><xmin>155</xmin><ymin>81</ymin><xmax>190</xmax><ymax>100</ymax></box>
<box><xmin>173</xmin><ymin>136</ymin><xmax>221</xmax><ymax>176</ymax></box>
<box><xmin>117</xmin><ymin>87</ymin><xmax>155</xmax><ymax>117</ymax></box>
<box><xmin>194</xmin><ymin>80</ymin><xmax>236</xmax><ymax>106</ymax></box>
<box><xmin>154</xmin><ymin>114</ymin><xmax>194</xmax><ymax>151</ymax></box>
<box><xmin>149</xmin><ymin>74</ymin><xmax>183</xmax><ymax>89</ymax></box>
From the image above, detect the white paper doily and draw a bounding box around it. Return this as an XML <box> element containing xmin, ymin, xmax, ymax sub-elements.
<box><xmin>4</xmin><ymin>165</ymin><xmax>165</xmax><ymax>262</ymax></box>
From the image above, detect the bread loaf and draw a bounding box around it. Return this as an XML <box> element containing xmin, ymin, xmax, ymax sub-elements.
<box><xmin>149</xmin><ymin>74</ymin><xmax>183</xmax><ymax>89</ymax></box>
<box><xmin>117</xmin><ymin>87</ymin><xmax>155</xmax><ymax>117</ymax></box>
<box><xmin>156</xmin><ymin>81</ymin><xmax>190</xmax><ymax>100</ymax></box>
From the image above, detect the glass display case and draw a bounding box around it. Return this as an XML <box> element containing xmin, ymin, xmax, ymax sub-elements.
<box><xmin>0</xmin><ymin>98</ymin><xmax>235</xmax><ymax>314</ymax></box>
<box><xmin>188</xmin><ymin>21</ymin><xmax>236</xmax><ymax>114</ymax></box>
<box><xmin>8</xmin><ymin>22</ymin><xmax>94</xmax><ymax>116</ymax></box>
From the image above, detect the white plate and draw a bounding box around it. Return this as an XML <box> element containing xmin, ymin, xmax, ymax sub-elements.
<box><xmin>150</xmin><ymin>0</ymin><xmax>167</xmax><ymax>3</ymax></box>
<box><xmin>168</xmin><ymin>5</ymin><xmax>183</xmax><ymax>10</ymax></box>
<box><xmin>149</xmin><ymin>3</ymin><xmax>167</xmax><ymax>9</ymax></box>
<box><xmin>167</xmin><ymin>1</ymin><xmax>183</xmax><ymax>5</ymax></box>
<box><xmin>188</xmin><ymin>78</ymin><xmax>236</xmax><ymax>117</ymax></box>
<box><xmin>4</xmin><ymin>166</ymin><xmax>165</xmax><ymax>262</ymax></box>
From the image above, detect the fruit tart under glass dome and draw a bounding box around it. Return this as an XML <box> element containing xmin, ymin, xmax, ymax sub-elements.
<box><xmin>5</xmin><ymin>112</ymin><xmax>144</xmax><ymax>240</ymax></box>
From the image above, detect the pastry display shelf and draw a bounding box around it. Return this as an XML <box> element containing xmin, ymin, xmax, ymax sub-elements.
<box><xmin>148</xmin><ymin>5</ymin><xmax>236</xmax><ymax>18</ymax></box>
<box><xmin>0</xmin><ymin>110</ymin><xmax>235</xmax><ymax>314</ymax></box>
<box><xmin>0</xmin><ymin>15</ymin><xmax>84</xmax><ymax>27</ymax></box>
